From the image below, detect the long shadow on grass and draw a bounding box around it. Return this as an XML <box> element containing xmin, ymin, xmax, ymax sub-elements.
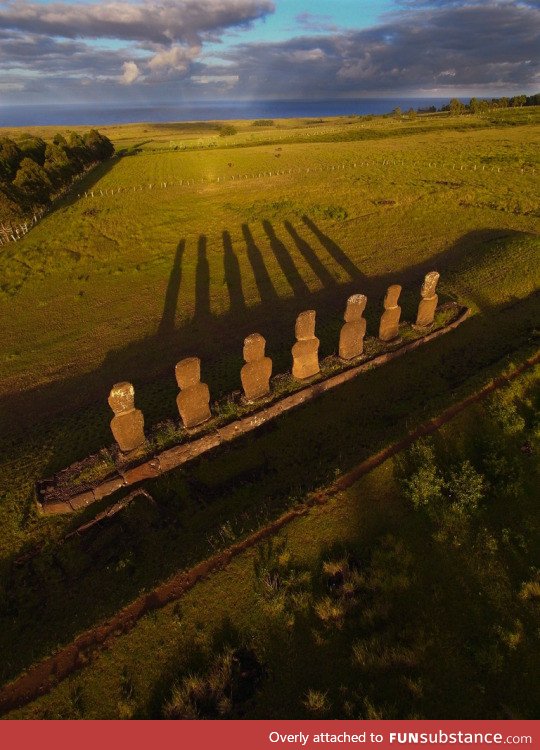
<box><xmin>223</xmin><ymin>230</ymin><xmax>246</xmax><ymax>316</ymax></box>
<box><xmin>158</xmin><ymin>240</ymin><xmax>185</xmax><ymax>333</ymax></box>
<box><xmin>0</xmin><ymin>281</ymin><xmax>537</xmax><ymax>689</ymax></box>
<box><xmin>0</xmin><ymin>226</ymin><xmax>521</xmax><ymax>474</ymax></box>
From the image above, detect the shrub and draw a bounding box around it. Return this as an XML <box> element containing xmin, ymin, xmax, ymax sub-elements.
<box><xmin>314</xmin><ymin>595</ymin><xmax>346</xmax><ymax>628</ymax></box>
<box><xmin>163</xmin><ymin>647</ymin><xmax>264</xmax><ymax>719</ymax></box>
<box><xmin>219</xmin><ymin>125</ymin><xmax>238</xmax><ymax>137</ymax></box>
<box><xmin>252</xmin><ymin>119</ymin><xmax>274</xmax><ymax>126</ymax></box>
<box><xmin>303</xmin><ymin>689</ymin><xmax>330</xmax><ymax>715</ymax></box>
<box><xmin>446</xmin><ymin>460</ymin><xmax>486</xmax><ymax>514</ymax></box>
<box><xmin>398</xmin><ymin>439</ymin><xmax>445</xmax><ymax>518</ymax></box>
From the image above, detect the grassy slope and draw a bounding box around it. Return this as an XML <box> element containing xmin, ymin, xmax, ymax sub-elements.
<box><xmin>6</xmin><ymin>366</ymin><xmax>539</xmax><ymax>720</ymax></box>
<box><xmin>0</xmin><ymin>110</ymin><xmax>538</xmax><ymax>697</ymax></box>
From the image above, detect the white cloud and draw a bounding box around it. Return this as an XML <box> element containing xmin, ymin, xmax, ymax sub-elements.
<box><xmin>147</xmin><ymin>44</ymin><xmax>200</xmax><ymax>73</ymax></box>
<box><xmin>120</xmin><ymin>60</ymin><xmax>141</xmax><ymax>84</ymax></box>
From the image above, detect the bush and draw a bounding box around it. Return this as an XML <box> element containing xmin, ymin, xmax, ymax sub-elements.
<box><xmin>252</xmin><ymin>119</ymin><xmax>274</xmax><ymax>126</ymax></box>
<box><xmin>446</xmin><ymin>460</ymin><xmax>486</xmax><ymax>514</ymax></box>
<box><xmin>303</xmin><ymin>689</ymin><xmax>330</xmax><ymax>715</ymax></box>
<box><xmin>219</xmin><ymin>125</ymin><xmax>238</xmax><ymax>137</ymax></box>
<box><xmin>163</xmin><ymin>647</ymin><xmax>264</xmax><ymax>719</ymax></box>
<box><xmin>398</xmin><ymin>439</ymin><xmax>445</xmax><ymax>518</ymax></box>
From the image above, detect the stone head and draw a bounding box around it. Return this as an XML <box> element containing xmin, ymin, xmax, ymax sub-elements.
<box><xmin>295</xmin><ymin>310</ymin><xmax>316</xmax><ymax>340</ymax></box>
<box><xmin>421</xmin><ymin>271</ymin><xmax>440</xmax><ymax>299</ymax></box>
<box><xmin>175</xmin><ymin>357</ymin><xmax>201</xmax><ymax>389</ymax></box>
<box><xmin>384</xmin><ymin>285</ymin><xmax>401</xmax><ymax>309</ymax></box>
<box><xmin>108</xmin><ymin>382</ymin><xmax>135</xmax><ymax>414</ymax></box>
<box><xmin>344</xmin><ymin>293</ymin><xmax>367</xmax><ymax>322</ymax></box>
<box><xmin>243</xmin><ymin>333</ymin><xmax>266</xmax><ymax>363</ymax></box>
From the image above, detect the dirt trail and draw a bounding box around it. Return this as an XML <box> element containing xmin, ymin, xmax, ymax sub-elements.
<box><xmin>1</xmin><ymin>351</ymin><xmax>538</xmax><ymax>716</ymax></box>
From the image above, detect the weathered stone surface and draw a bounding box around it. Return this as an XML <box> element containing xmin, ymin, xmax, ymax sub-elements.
<box><xmin>68</xmin><ymin>490</ymin><xmax>95</xmax><ymax>511</ymax></box>
<box><xmin>416</xmin><ymin>296</ymin><xmax>438</xmax><ymax>328</ymax></box>
<box><xmin>93</xmin><ymin>475</ymin><xmax>125</xmax><ymax>501</ymax></box>
<box><xmin>40</xmin><ymin>499</ymin><xmax>72</xmax><ymax>515</ymax></box>
<box><xmin>292</xmin><ymin>310</ymin><xmax>320</xmax><ymax>379</ymax></box>
<box><xmin>340</xmin><ymin>294</ymin><xmax>367</xmax><ymax>360</ymax></box>
<box><xmin>379</xmin><ymin>285</ymin><xmax>402</xmax><ymax>342</ymax></box>
<box><xmin>295</xmin><ymin>309</ymin><xmax>316</xmax><ymax>340</ymax></box>
<box><xmin>421</xmin><ymin>270</ymin><xmax>440</xmax><ymax>299</ymax></box>
<box><xmin>122</xmin><ymin>459</ymin><xmax>161</xmax><ymax>485</ymax></box>
<box><xmin>241</xmin><ymin>333</ymin><xmax>272</xmax><ymax>401</ymax></box>
<box><xmin>108</xmin><ymin>382</ymin><xmax>145</xmax><ymax>453</ymax></box>
<box><xmin>344</xmin><ymin>293</ymin><xmax>367</xmax><ymax>323</ymax></box>
<box><xmin>415</xmin><ymin>271</ymin><xmax>440</xmax><ymax>328</ymax></box>
<box><xmin>175</xmin><ymin>357</ymin><xmax>211</xmax><ymax>429</ymax></box>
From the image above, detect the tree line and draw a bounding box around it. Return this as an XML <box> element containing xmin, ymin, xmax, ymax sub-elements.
<box><xmin>392</xmin><ymin>92</ymin><xmax>539</xmax><ymax>117</ymax></box>
<box><xmin>0</xmin><ymin>129</ymin><xmax>114</xmax><ymax>215</ymax></box>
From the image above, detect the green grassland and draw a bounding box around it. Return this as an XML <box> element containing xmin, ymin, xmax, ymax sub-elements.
<box><xmin>6</xmin><ymin>366</ymin><xmax>539</xmax><ymax>719</ymax></box>
<box><xmin>0</xmin><ymin>109</ymin><xmax>539</xmax><ymax>714</ymax></box>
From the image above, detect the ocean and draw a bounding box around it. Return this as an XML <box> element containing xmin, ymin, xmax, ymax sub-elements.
<box><xmin>0</xmin><ymin>98</ymin><xmax>453</xmax><ymax>128</ymax></box>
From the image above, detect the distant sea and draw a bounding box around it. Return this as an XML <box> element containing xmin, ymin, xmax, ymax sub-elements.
<box><xmin>0</xmin><ymin>98</ymin><xmax>453</xmax><ymax>128</ymax></box>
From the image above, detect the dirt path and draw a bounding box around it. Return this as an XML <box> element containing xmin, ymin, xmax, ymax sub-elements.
<box><xmin>1</xmin><ymin>351</ymin><xmax>538</xmax><ymax>716</ymax></box>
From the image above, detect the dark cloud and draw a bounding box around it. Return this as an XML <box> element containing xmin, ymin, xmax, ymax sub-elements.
<box><xmin>0</xmin><ymin>0</ymin><xmax>537</xmax><ymax>101</ymax></box>
<box><xmin>0</xmin><ymin>0</ymin><xmax>274</xmax><ymax>88</ymax></box>
<box><xmin>0</xmin><ymin>0</ymin><xmax>274</xmax><ymax>44</ymax></box>
<box><xmin>209</xmin><ymin>1</ymin><xmax>539</xmax><ymax>97</ymax></box>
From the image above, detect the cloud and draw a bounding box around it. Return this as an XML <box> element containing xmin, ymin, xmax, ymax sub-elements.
<box><xmin>0</xmin><ymin>0</ymin><xmax>275</xmax><ymax>44</ymax></box>
<box><xmin>0</xmin><ymin>0</ymin><xmax>274</xmax><ymax>89</ymax></box>
<box><xmin>208</xmin><ymin>0</ymin><xmax>539</xmax><ymax>97</ymax></box>
<box><xmin>120</xmin><ymin>60</ymin><xmax>141</xmax><ymax>84</ymax></box>
<box><xmin>0</xmin><ymin>0</ymin><xmax>538</xmax><ymax>103</ymax></box>
<box><xmin>295</xmin><ymin>12</ymin><xmax>337</xmax><ymax>33</ymax></box>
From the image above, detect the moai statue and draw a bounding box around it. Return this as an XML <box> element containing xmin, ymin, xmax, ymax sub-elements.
<box><xmin>415</xmin><ymin>271</ymin><xmax>440</xmax><ymax>328</ymax></box>
<box><xmin>108</xmin><ymin>382</ymin><xmax>145</xmax><ymax>453</ymax></box>
<box><xmin>292</xmin><ymin>310</ymin><xmax>320</xmax><ymax>379</ymax></box>
<box><xmin>379</xmin><ymin>284</ymin><xmax>402</xmax><ymax>342</ymax></box>
<box><xmin>175</xmin><ymin>357</ymin><xmax>211</xmax><ymax>429</ymax></box>
<box><xmin>241</xmin><ymin>333</ymin><xmax>272</xmax><ymax>401</ymax></box>
<box><xmin>339</xmin><ymin>294</ymin><xmax>367</xmax><ymax>360</ymax></box>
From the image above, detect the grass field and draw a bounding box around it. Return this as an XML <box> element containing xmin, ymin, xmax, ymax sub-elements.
<box><xmin>0</xmin><ymin>108</ymin><xmax>539</xmax><ymax>717</ymax></box>
<box><xmin>5</xmin><ymin>365</ymin><xmax>539</xmax><ymax>719</ymax></box>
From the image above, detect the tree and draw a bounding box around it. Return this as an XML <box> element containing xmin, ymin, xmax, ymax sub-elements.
<box><xmin>446</xmin><ymin>461</ymin><xmax>486</xmax><ymax>515</ymax></box>
<box><xmin>12</xmin><ymin>157</ymin><xmax>52</xmax><ymax>203</ymax></box>
<box><xmin>44</xmin><ymin>141</ymin><xmax>75</xmax><ymax>186</ymax></box>
<box><xmin>510</xmin><ymin>95</ymin><xmax>527</xmax><ymax>108</ymax></box>
<box><xmin>449</xmin><ymin>98</ymin><xmax>465</xmax><ymax>115</ymax></box>
<box><xmin>0</xmin><ymin>138</ymin><xmax>22</xmax><ymax>178</ymax></box>
<box><xmin>18</xmin><ymin>136</ymin><xmax>46</xmax><ymax>166</ymax></box>
<box><xmin>392</xmin><ymin>106</ymin><xmax>402</xmax><ymax>118</ymax></box>
<box><xmin>83</xmin><ymin>129</ymin><xmax>114</xmax><ymax>160</ymax></box>
<box><xmin>397</xmin><ymin>439</ymin><xmax>445</xmax><ymax>519</ymax></box>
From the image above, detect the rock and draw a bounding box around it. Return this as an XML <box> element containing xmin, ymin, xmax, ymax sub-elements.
<box><xmin>241</xmin><ymin>333</ymin><xmax>272</xmax><ymax>401</ymax></box>
<box><xmin>292</xmin><ymin>310</ymin><xmax>320</xmax><ymax>379</ymax></box>
<box><xmin>108</xmin><ymin>382</ymin><xmax>145</xmax><ymax>453</ymax></box>
<box><xmin>379</xmin><ymin>285</ymin><xmax>402</xmax><ymax>342</ymax></box>
<box><xmin>339</xmin><ymin>294</ymin><xmax>367</xmax><ymax>360</ymax></box>
<box><xmin>175</xmin><ymin>357</ymin><xmax>211</xmax><ymax>429</ymax></box>
<box><xmin>416</xmin><ymin>271</ymin><xmax>440</xmax><ymax>328</ymax></box>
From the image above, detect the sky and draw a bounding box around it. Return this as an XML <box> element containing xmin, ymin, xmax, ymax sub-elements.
<box><xmin>0</xmin><ymin>0</ymin><xmax>538</xmax><ymax>104</ymax></box>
